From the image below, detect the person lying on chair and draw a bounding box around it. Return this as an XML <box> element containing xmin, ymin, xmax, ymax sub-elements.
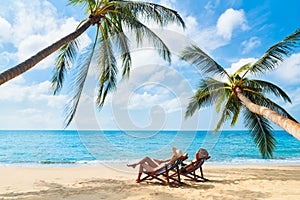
<box><xmin>127</xmin><ymin>147</ymin><xmax>187</xmax><ymax>183</ymax></box>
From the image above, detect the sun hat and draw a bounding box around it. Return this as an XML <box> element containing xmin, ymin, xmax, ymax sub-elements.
<box><xmin>196</xmin><ymin>148</ymin><xmax>209</xmax><ymax>159</ymax></box>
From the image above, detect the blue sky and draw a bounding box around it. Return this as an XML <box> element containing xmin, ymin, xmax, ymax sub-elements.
<box><xmin>0</xmin><ymin>0</ymin><xmax>299</xmax><ymax>130</ymax></box>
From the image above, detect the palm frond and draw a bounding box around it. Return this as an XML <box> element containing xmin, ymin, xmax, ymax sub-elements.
<box><xmin>96</xmin><ymin>24</ymin><xmax>118</xmax><ymax>108</ymax></box>
<box><xmin>52</xmin><ymin>39</ymin><xmax>79</xmax><ymax>95</ymax></box>
<box><xmin>215</xmin><ymin>94</ymin><xmax>241</xmax><ymax>132</ymax></box>
<box><xmin>216</xmin><ymin>89</ymin><xmax>228</xmax><ymax>112</ymax></box>
<box><xmin>233</xmin><ymin>63</ymin><xmax>252</xmax><ymax>77</ymax></box>
<box><xmin>230</xmin><ymin>98</ymin><xmax>242</xmax><ymax>126</ymax></box>
<box><xmin>101</xmin><ymin>15</ymin><xmax>132</xmax><ymax>78</ymax></box>
<box><xmin>185</xmin><ymin>78</ymin><xmax>230</xmax><ymax>118</ymax></box>
<box><xmin>244</xmin><ymin>79</ymin><xmax>292</xmax><ymax>103</ymax></box>
<box><xmin>181</xmin><ymin>45</ymin><xmax>230</xmax><ymax>78</ymax></box>
<box><xmin>243</xmin><ymin>108</ymin><xmax>276</xmax><ymax>158</ymax></box>
<box><xmin>114</xmin><ymin>30</ymin><xmax>131</xmax><ymax>78</ymax></box>
<box><xmin>114</xmin><ymin>1</ymin><xmax>185</xmax><ymax>28</ymax></box>
<box><xmin>64</xmin><ymin>34</ymin><xmax>98</xmax><ymax>127</ymax></box>
<box><xmin>68</xmin><ymin>0</ymin><xmax>96</xmax><ymax>13</ymax></box>
<box><xmin>121</xmin><ymin>14</ymin><xmax>172</xmax><ymax>63</ymax></box>
<box><xmin>242</xmin><ymin>29</ymin><xmax>300</xmax><ymax>77</ymax></box>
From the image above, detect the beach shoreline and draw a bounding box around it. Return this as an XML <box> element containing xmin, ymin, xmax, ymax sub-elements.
<box><xmin>1</xmin><ymin>165</ymin><xmax>299</xmax><ymax>200</ymax></box>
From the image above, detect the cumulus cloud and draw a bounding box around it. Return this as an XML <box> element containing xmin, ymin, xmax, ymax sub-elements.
<box><xmin>179</xmin><ymin>8</ymin><xmax>249</xmax><ymax>52</ymax></box>
<box><xmin>226</xmin><ymin>57</ymin><xmax>258</xmax><ymax>75</ymax></box>
<box><xmin>0</xmin><ymin>79</ymin><xmax>67</xmax><ymax>108</ymax></box>
<box><xmin>1</xmin><ymin>0</ymin><xmax>91</xmax><ymax>70</ymax></box>
<box><xmin>138</xmin><ymin>5</ymin><xmax>250</xmax><ymax>53</ymax></box>
<box><xmin>0</xmin><ymin>77</ymin><xmax>69</xmax><ymax>129</ymax></box>
<box><xmin>216</xmin><ymin>8</ymin><xmax>249</xmax><ymax>40</ymax></box>
<box><xmin>0</xmin><ymin>17</ymin><xmax>12</xmax><ymax>43</ymax></box>
<box><xmin>270</xmin><ymin>53</ymin><xmax>300</xmax><ymax>85</ymax></box>
<box><xmin>159</xmin><ymin>0</ymin><xmax>177</xmax><ymax>7</ymax></box>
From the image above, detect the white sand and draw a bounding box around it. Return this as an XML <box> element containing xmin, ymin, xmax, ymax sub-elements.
<box><xmin>0</xmin><ymin>165</ymin><xmax>299</xmax><ymax>200</ymax></box>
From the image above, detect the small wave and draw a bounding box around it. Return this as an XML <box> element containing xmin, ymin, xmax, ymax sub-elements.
<box><xmin>75</xmin><ymin>159</ymin><xmax>138</xmax><ymax>166</ymax></box>
<box><xmin>206</xmin><ymin>157</ymin><xmax>300</xmax><ymax>166</ymax></box>
<box><xmin>1</xmin><ymin>157</ymin><xmax>300</xmax><ymax>168</ymax></box>
<box><xmin>39</xmin><ymin>161</ymin><xmax>77</xmax><ymax>164</ymax></box>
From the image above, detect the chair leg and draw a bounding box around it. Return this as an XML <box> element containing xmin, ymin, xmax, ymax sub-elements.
<box><xmin>200</xmin><ymin>166</ymin><xmax>204</xmax><ymax>178</ymax></box>
<box><xmin>199</xmin><ymin>166</ymin><xmax>209</xmax><ymax>181</ymax></box>
<box><xmin>193</xmin><ymin>170</ymin><xmax>197</xmax><ymax>180</ymax></box>
<box><xmin>166</xmin><ymin>168</ymin><xmax>170</xmax><ymax>185</ymax></box>
<box><xmin>176</xmin><ymin>166</ymin><xmax>181</xmax><ymax>183</ymax></box>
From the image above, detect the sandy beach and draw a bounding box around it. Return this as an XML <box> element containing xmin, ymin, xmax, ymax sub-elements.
<box><xmin>0</xmin><ymin>165</ymin><xmax>299</xmax><ymax>200</ymax></box>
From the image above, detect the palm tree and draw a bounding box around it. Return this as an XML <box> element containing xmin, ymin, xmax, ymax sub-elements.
<box><xmin>0</xmin><ymin>0</ymin><xmax>185</xmax><ymax>126</ymax></box>
<box><xmin>181</xmin><ymin>29</ymin><xmax>300</xmax><ymax>158</ymax></box>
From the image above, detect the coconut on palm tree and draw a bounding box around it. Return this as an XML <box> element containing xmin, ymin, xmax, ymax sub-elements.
<box><xmin>0</xmin><ymin>0</ymin><xmax>185</xmax><ymax>126</ymax></box>
<box><xmin>181</xmin><ymin>29</ymin><xmax>300</xmax><ymax>158</ymax></box>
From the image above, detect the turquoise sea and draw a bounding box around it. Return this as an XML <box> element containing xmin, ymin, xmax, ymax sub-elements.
<box><xmin>0</xmin><ymin>130</ymin><xmax>299</xmax><ymax>166</ymax></box>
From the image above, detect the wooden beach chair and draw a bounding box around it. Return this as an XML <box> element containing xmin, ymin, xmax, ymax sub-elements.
<box><xmin>177</xmin><ymin>156</ymin><xmax>210</xmax><ymax>182</ymax></box>
<box><xmin>139</xmin><ymin>154</ymin><xmax>188</xmax><ymax>186</ymax></box>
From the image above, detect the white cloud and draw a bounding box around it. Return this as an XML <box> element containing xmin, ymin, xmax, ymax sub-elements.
<box><xmin>18</xmin><ymin>108</ymin><xmax>42</xmax><ymax>115</ymax></box>
<box><xmin>270</xmin><ymin>53</ymin><xmax>300</xmax><ymax>85</ymax></box>
<box><xmin>0</xmin><ymin>80</ymin><xmax>67</xmax><ymax>108</ymax></box>
<box><xmin>159</xmin><ymin>0</ymin><xmax>177</xmax><ymax>7</ymax></box>
<box><xmin>226</xmin><ymin>57</ymin><xmax>258</xmax><ymax>75</ymax></box>
<box><xmin>0</xmin><ymin>52</ymin><xmax>14</xmax><ymax>67</ymax></box>
<box><xmin>242</xmin><ymin>37</ymin><xmax>261</xmax><ymax>54</ymax></box>
<box><xmin>173</xmin><ymin>8</ymin><xmax>250</xmax><ymax>52</ymax></box>
<box><xmin>1</xmin><ymin>0</ymin><xmax>91</xmax><ymax>70</ymax></box>
<box><xmin>192</xmin><ymin>27</ymin><xmax>230</xmax><ymax>51</ymax></box>
<box><xmin>0</xmin><ymin>77</ymin><xmax>68</xmax><ymax>129</ymax></box>
<box><xmin>138</xmin><ymin>7</ymin><xmax>250</xmax><ymax>53</ymax></box>
<box><xmin>0</xmin><ymin>17</ymin><xmax>12</xmax><ymax>43</ymax></box>
<box><xmin>216</xmin><ymin>8</ymin><xmax>249</xmax><ymax>40</ymax></box>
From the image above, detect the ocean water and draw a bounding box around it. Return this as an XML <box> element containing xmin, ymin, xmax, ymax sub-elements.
<box><xmin>0</xmin><ymin>130</ymin><xmax>299</xmax><ymax>166</ymax></box>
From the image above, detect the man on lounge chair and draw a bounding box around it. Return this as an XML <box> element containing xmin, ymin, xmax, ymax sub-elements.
<box><xmin>179</xmin><ymin>148</ymin><xmax>210</xmax><ymax>181</ymax></box>
<box><xmin>127</xmin><ymin>147</ymin><xmax>187</xmax><ymax>183</ymax></box>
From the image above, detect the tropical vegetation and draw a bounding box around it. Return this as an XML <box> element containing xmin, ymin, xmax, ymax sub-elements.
<box><xmin>0</xmin><ymin>0</ymin><xmax>185</xmax><ymax>126</ymax></box>
<box><xmin>182</xmin><ymin>29</ymin><xmax>300</xmax><ymax>158</ymax></box>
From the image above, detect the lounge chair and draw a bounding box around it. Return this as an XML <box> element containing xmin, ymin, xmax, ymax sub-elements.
<box><xmin>139</xmin><ymin>154</ymin><xmax>188</xmax><ymax>186</ymax></box>
<box><xmin>177</xmin><ymin>156</ymin><xmax>210</xmax><ymax>182</ymax></box>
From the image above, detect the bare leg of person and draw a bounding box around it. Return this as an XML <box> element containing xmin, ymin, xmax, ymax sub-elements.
<box><xmin>136</xmin><ymin>163</ymin><xmax>155</xmax><ymax>183</ymax></box>
<box><xmin>127</xmin><ymin>156</ymin><xmax>159</xmax><ymax>168</ymax></box>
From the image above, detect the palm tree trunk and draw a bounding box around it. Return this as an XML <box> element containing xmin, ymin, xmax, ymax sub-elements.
<box><xmin>0</xmin><ymin>20</ymin><xmax>93</xmax><ymax>86</ymax></box>
<box><xmin>235</xmin><ymin>87</ymin><xmax>300</xmax><ymax>141</ymax></box>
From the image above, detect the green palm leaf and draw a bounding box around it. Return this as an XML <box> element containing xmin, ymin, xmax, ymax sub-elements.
<box><xmin>121</xmin><ymin>13</ymin><xmax>171</xmax><ymax>63</ymax></box>
<box><xmin>242</xmin><ymin>29</ymin><xmax>300</xmax><ymax>77</ymax></box>
<box><xmin>215</xmin><ymin>94</ymin><xmax>241</xmax><ymax>132</ymax></box>
<box><xmin>96</xmin><ymin>24</ymin><xmax>118</xmax><ymax>107</ymax></box>
<box><xmin>64</xmin><ymin>48</ymin><xmax>95</xmax><ymax>127</ymax></box>
<box><xmin>101</xmin><ymin>14</ymin><xmax>132</xmax><ymax>78</ymax></box>
<box><xmin>233</xmin><ymin>63</ymin><xmax>252</xmax><ymax>77</ymax></box>
<box><xmin>52</xmin><ymin>40</ymin><xmax>79</xmax><ymax>95</ymax></box>
<box><xmin>181</xmin><ymin>45</ymin><xmax>230</xmax><ymax>78</ymax></box>
<box><xmin>185</xmin><ymin>78</ymin><xmax>230</xmax><ymax>118</ymax></box>
<box><xmin>68</xmin><ymin>0</ymin><xmax>97</xmax><ymax>14</ymax></box>
<box><xmin>243</xmin><ymin>108</ymin><xmax>276</xmax><ymax>159</ymax></box>
<box><xmin>64</xmin><ymin>33</ymin><xmax>98</xmax><ymax>127</ymax></box>
<box><xmin>115</xmin><ymin>1</ymin><xmax>185</xmax><ymax>28</ymax></box>
<box><xmin>244</xmin><ymin>79</ymin><xmax>292</xmax><ymax>103</ymax></box>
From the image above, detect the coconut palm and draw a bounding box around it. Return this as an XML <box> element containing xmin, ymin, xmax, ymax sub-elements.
<box><xmin>0</xmin><ymin>0</ymin><xmax>185</xmax><ymax>126</ymax></box>
<box><xmin>181</xmin><ymin>29</ymin><xmax>300</xmax><ymax>158</ymax></box>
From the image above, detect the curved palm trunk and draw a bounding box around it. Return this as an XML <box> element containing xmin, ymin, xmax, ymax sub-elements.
<box><xmin>0</xmin><ymin>20</ymin><xmax>93</xmax><ymax>86</ymax></box>
<box><xmin>235</xmin><ymin>87</ymin><xmax>300</xmax><ymax>141</ymax></box>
